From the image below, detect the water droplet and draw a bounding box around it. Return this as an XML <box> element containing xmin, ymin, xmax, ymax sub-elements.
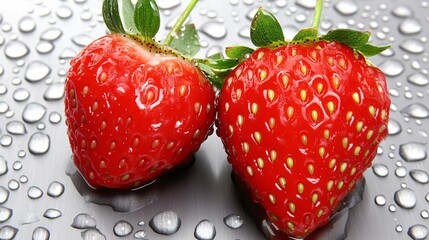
<box><xmin>4</xmin><ymin>40</ymin><xmax>30</xmax><ymax>59</ymax></box>
<box><xmin>19</xmin><ymin>16</ymin><xmax>36</xmax><ymax>33</ymax></box>
<box><xmin>149</xmin><ymin>210</ymin><xmax>181</xmax><ymax>235</ymax></box>
<box><xmin>238</xmin><ymin>26</ymin><xmax>251</xmax><ymax>39</ymax></box>
<box><xmin>80</xmin><ymin>11</ymin><xmax>92</xmax><ymax>21</ymax></box>
<box><xmin>40</xmin><ymin>28</ymin><xmax>63</xmax><ymax>41</ymax></box>
<box><xmin>28</xmin><ymin>132</ymin><xmax>50</xmax><ymax>155</ymax></box>
<box><xmin>13</xmin><ymin>161</ymin><xmax>22</xmax><ymax>171</ymax></box>
<box><xmin>157</xmin><ymin>0</ymin><xmax>181</xmax><ymax>9</ymax></box>
<box><xmin>133</xmin><ymin>230</ymin><xmax>147</xmax><ymax>239</ymax></box>
<box><xmin>401</xmin><ymin>103</ymin><xmax>429</xmax><ymax>119</ymax></box>
<box><xmin>81</xmin><ymin>228</ymin><xmax>106</xmax><ymax>240</ymax></box>
<box><xmin>56</xmin><ymin>5</ymin><xmax>73</xmax><ymax>19</ymax></box>
<box><xmin>13</xmin><ymin>88</ymin><xmax>31</xmax><ymax>102</ymax></box>
<box><xmin>32</xmin><ymin>227</ymin><xmax>50</xmax><ymax>240</ymax></box>
<box><xmin>0</xmin><ymin>206</ymin><xmax>13</xmax><ymax>223</ymax></box>
<box><xmin>194</xmin><ymin>219</ymin><xmax>216</xmax><ymax>240</ymax></box>
<box><xmin>295</xmin><ymin>0</ymin><xmax>316</xmax><ymax>9</ymax></box>
<box><xmin>334</xmin><ymin>0</ymin><xmax>359</xmax><ymax>15</ymax></box>
<box><xmin>400</xmin><ymin>39</ymin><xmax>424</xmax><ymax>54</ymax></box>
<box><xmin>49</xmin><ymin>112</ymin><xmax>62</xmax><ymax>124</ymax></box>
<box><xmin>395</xmin><ymin>167</ymin><xmax>407</xmax><ymax>178</ymax></box>
<box><xmin>19</xmin><ymin>175</ymin><xmax>28</xmax><ymax>183</ymax></box>
<box><xmin>372</xmin><ymin>164</ymin><xmax>389</xmax><ymax>177</ymax></box>
<box><xmin>36</xmin><ymin>41</ymin><xmax>54</xmax><ymax>54</ymax></box>
<box><xmin>0</xmin><ymin>101</ymin><xmax>9</xmax><ymax>114</ymax></box>
<box><xmin>113</xmin><ymin>220</ymin><xmax>133</xmax><ymax>237</ymax></box>
<box><xmin>394</xmin><ymin>188</ymin><xmax>417</xmax><ymax>209</ymax></box>
<box><xmin>0</xmin><ymin>186</ymin><xmax>10</xmax><ymax>204</ymax></box>
<box><xmin>71</xmin><ymin>213</ymin><xmax>97</xmax><ymax>229</ymax></box>
<box><xmin>396</xmin><ymin>225</ymin><xmax>403</xmax><ymax>232</ymax></box>
<box><xmin>47</xmin><ymin>181</ymin><xmax>65</xmax><ymax>198</ymax></box>
<box><xmin>0</xmin><ymin>225</ymin><xmax>18</xmax><ymax>240</ymax></box>
<box><xmin>59</xmin><ymin>48</ymin><xmax>76</xmax><ymax>60</ymax></box>
<box><xmin>223</xmin><ymin>214</ymin><xmax>244</xmax><ymax>229</ymax></box>
<box><xmin>388</xmin><ymin>204</ymin><xmax>396</xmax><ymax>212</ymax></box>
<box><xmin>409</xmin><ymin>170</ymin><xmax>429</xmax><ymax>184</ymax></box>
<box><xmin>378</xmin><ymin>59</ymin><xmax>405</xmax><ymax>77</ymax></box>
<box><xmin>25</xmin><ymin>61</ymin><xmax>51</xmax><ymax>83</ymax></box>
<box><xmin>44</xmin><ymin>83</ymin><xmax>65</xmax><ymax>101</ymax></box>
<box><xmin>399</xmin><ymin>142</ymin><xmax>427</xmax><ymax>162</ymax></box>
<box><xmin>8</xmin><ymin>179</ymin><xmax>19</xmax><ymax>190</ymax></box>
<box><xmin>421</xmin><ymin>210</ymin><xmax>429</xmax><ymax>219</ymax></box>
<box><xmin>374</xmin><ymin>194</ymin><xmax>386</xmax><ymax>206</ymax></box>
<box><xmin>399</xmin><ymin>18</ymin><xmax>422</xmax><ymax>35</ymax></box>
<box><xmin>388</xmin><ymin>119</ymin><xmax>402</xmax><ymax>135</ymax></box>
<box><xmin>408</xmin><ymin>224</ymin><xmax>428</xmax><ymax>240</ymax></box>
<box><xmin>0</xmin><ymin>156</ymin><xmax>8</xmax><ymax>176</ymax></box>
<box><xmin>23</xmin><ymin>102</ymin><xmax>47</xmax><ymax>123</ymax></box>
<box><xmin>0</xmin><ymin>135</ymin><xmax>13</xmax><ymax>147</ymax></box>
<box><xmin>392</xmin><ymin>5</ymin><xmax>413</xmax><ymax>18</ymax></box>
<box><xmin>71</xmin><ymin>34</ymin><xmax>93</xmax><ymax>47</ymax></box>
<box><xmin>408</xmin><ymin>73</ymin><xmax>429</xmax><ymax>86</ymax></box>
<box><xmin>6</xmin><ymin>121</ymin><xmax>27</xmax><ymax>135</ymax></box>
<box><xmin>0</xmin><ymin>84</ymin><xmax>7</xmax><ymax>95</ymax></box>
<box><xmin>199</xmin><ymin>21</ymin><xmax>227</xmax><ymax>39</ymax></box>
<box><xmin>28</xmin><ymin>186</ymin><xmax>43</xmax><ymax>199</ymax></box>
<box><xmin>43</xmin><ymin>208</ymin><xmax>62</xmax><ymax>219</ymax></box>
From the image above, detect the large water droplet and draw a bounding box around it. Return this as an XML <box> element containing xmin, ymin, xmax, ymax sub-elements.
<box><xmin>0</xmin><ymin>156</ymin><xmax>8</xmax><ymax>177</ymax></box>
<box><xmin>59</xmin><ymin>48</ymin><xmax>76</xmax><ymax>60</ymax></box>
<box><xmin>56</xmin><ymin>5</ymin><xmax>73</xmax><ymax>19</ymax></box>
<box><xmin>113</xmin><ymin>220</ymin><xmax>133</xmax><ymax>237</ymax></box>
<box><xmin>372</xmin><ymin>164</ymin><xmax>389</xmax><ymax>177</ymax></box>
<box><xmin>44</xmin><ymin>83</ymin><xmax>65</xmax><ymax>101</ymax></box>
<box><xmin>394</xmin><ymin>188</ymin><xmax>417</xmax><ymax>209</ymax></box>
<box><xmin>409</xmin><ymin>170</ymin><xmax>429</xmax><ymax>184</ymax></box>
<box><xmin>388</xmin><ymin>119</ymin><xmax>402</xmax><ymax>135</ymax></box>
<box><xmin>36</xmin><ymin>41</ymin><xmax>54</xmax><ymax>54</ymax></box>
<box><xmin>4</xmin><ymin>40</ymin><xmax>30</xmax><ymax>59</ymax></box>
<box><xmin>81</xmin><ymin>228</ymin><xmax>106</xmax><ymax>240</ymax></box>
<box><xmin>19</xmin><ymin>16</ymin><xmax>36</xmax><ymax>33</ymax></box>
<box><xmin>149</xmin><ymin>210</ymin><xmax>181</xmax><ymax>235</ymax></box>
<box><xmin>0</xmin><ymin>225</ymin><xmax>18</xmax><ymax>240</ymax></box>
<box><xmin>199</xmin><ymin>21</ymin><xmax>227</xmax><ymax>39</ymax></box>
<box><xmin>25</xmin><ymin>61</ymin><xmax>51</xmax><ymax>83</ymax></box>
<box><xmin>0</xmin><ymin>186</ymin><xmax>10</xmax><ymax>204</ymax></box>
<box><xmin>374</xmin><ymin>195</ymin><xmax>386</xmax><ymax>206</ymax></box>
<box><xmin>8</xmin><ymin>179</ymin><xmax>19</xmax><ymax>190</ymax></box>
<box><xmin>0</xmin><ymin>135</ymin><xmax>12</xmax><ymax>147</ymax></box>
<box><xmin>400</xmin><ymin>39</ymin><xmax>424</xmax><ymax>54</ymax></box>
<box><xmin>13</xmin><ymin>88</ymin><xmax>31</xmax><ymax>102</ymax></box>
<box><xmin>401</xmin><ymin>103</ymin><xmax>429</xmax><ymax>119</ymax></box>
<box><xmin>40</xmin><ymin>28</ymin><xmax>63</xmax><ymax>41</ymax></box>
<box><xmin>0</xmin><ymin>84</ymin><xmax>7</xmax><ymax>95</ymax></box>
<box><xmin>71</xmin><ymin>34</ymin><xmax>93</xmax><ymax>47</ymax></box>
<box><xmin>408</xmin><ymin>224</ymin><xmax>428</xmax><ymax>240</ymax></box>
<box><xmin>408</xmin><ymin>73</ymin><xmax>429</xmax><ymax>86</ymax></box>
<box><xmin>32</xmin><ymin>227</ymin><xmax>50</xmax><ymax>240</ymax></box>
<box><xmin>378</xmin><ymin>59</ymin><xmax>405</xmax><ymax>77</ymax></box>
<box><xmin>6</xmin><ymin>121</ymin><xmax>27</xmax><ymax>135</ymax></box>
<box><xmin>28</xmin><ymin>186</ymin><xmax>43</xmax><ymax>199</ymax></box>
<box><xmin>47</xmin><ymin>181</ymin><xmax>65</xmax><ymax>197</ymax></box>
<box><xmin>0</xmin><ymin>101</ymin><xmax>9</xmax><ymax>114</ymax></box>
<box><xmin>399</xmin><ymin>18</ymin><xmax>422</xmax><ymax>35</ymax></box>
<box><xmin>395</xmin><ymin>167</ymin><xmax>407</xmax><ymax>178</ymax></box>
<box><xmin>194</xmin><ymin>219</ymin><xmax>216</xmax><ymax>240</ymax></box>
<box><xmin>43</xmin><ymin>208</ymin><xmax>62</xmax><ymax>219</ymax></box>
<box><xmin>22</xmin><ymin>102</ymin><xmax>47</xmax><ymax>123</ymax></box>
<box><xmin>223</xmin><ymin>214</ymin><xmax>244</xmax><ymax>229</ymax></box>
<box><xmin>392</xmin><ymin>5</ymin><xmax>413</xmax><ymax>18</ymax></box>
<box><xmin>399</xmin><ymin>142</ymin><xmax>427</xmax><ymax>162</ymax></box>
<box><xmin>71</xmin><ymin>213</ymin><xmax>97</xmax><ymax>229</ymax></box>
<box><xmin>0</xmin><ymin>206</ymin><xmax>13</xmax><ymax>223</ymax></box>
<box><xmin>334</xmin><ymin>0</ymin><xmax>359</xmax><ymax>15</ymax></box>
<box><xmin>28</xmin><ymin>132</ymin><xmax>50</xmax><ymax>155</ymax></box>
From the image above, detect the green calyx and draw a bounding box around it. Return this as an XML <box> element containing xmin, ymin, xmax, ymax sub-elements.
<box><xmin>102</xmin><ymin>0</ymin><xmax>200</xmax><ymax>59</ymax></box>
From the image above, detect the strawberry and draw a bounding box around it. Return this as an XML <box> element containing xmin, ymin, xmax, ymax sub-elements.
<box><xmin>64</xmin><ymin>0</ymin><xmax>215</xmax><ymax>189</ymax></box>
<box><xmin>212</xmin><ymin>2</ymin><xmax>391</xmax><ymax>238</ymax></box>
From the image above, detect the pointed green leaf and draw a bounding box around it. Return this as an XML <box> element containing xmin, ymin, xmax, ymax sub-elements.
<box><xmin>207</xmin><ymin>52</ymin><xmax>224</xmax><ymax>60</ymax></box>
<box><xmin>356</xmin><ymin>43</ymin><xmax>391</xmax><ymax>57</ymax></box>
<box><xmin>102</xmin><ymin>0</ymin><xmax>125</xmax><ymax>34</ymax></box>
<box><xmin>250</xmin><ymin>8</ymin><xmax>284</xmax><ymax>47</ymax></box>
<box><xmin>134</xmin><ymin>0</ymin><xmax>160</xmax><ymax>38</ymax></box>
<box><xmin>292</xmin><ymin>28</ymin><xmax>318</xmax><ymax>41</ymax></box>
<box><xmin>169</xmin><ymin>24</ymin><xmax>200</xmax><ymax>57</ymax></box>
<box><xmin>322</xmin><ymin>29</ymin><xmax>370</xmax><ymax>48</ymax></box>
<box><xmin>122</xmin><ymin>0</ymin><xmax>138</xmax><ymax>33</ymax></box>
<box><xmin>225</xmin><ymin>46</ymin><xmax>255</xmax><ymax>59</ymax></box>
<box><xmin>203</xmin><ymin>59</ymin><xmax>239</xmax><ymax>69</ymax></box>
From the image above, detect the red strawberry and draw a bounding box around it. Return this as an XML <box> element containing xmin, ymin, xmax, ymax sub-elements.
<box><xmin>214</xmin><ymin>4</ymin><xmax>391</xmax><ymax>238</ymax></box>
<box><xmin>64</xmin><ymin>0</ymin><xmax>215</xmax><ymax>189</ymax></box>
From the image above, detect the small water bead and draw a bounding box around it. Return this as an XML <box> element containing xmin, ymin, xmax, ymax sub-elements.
<box><xmin>81</xmin><ymin>228</ymin><xmax>106</xmax><ymax>240</ymax></box>
<box><xmin>18</xmin><ymin>16</ymin><xmax>36</xmax><ymax>33</ymax></box>
<box><xmin>421</xmin><ymin>210</ymin><xmax>429</xmax><ymax>219</ymax></box>
<box><xmin>4</xmin><ymin>40</ymin><xmax>30</xmax><ymax>59</ymax></box>
<box><xmin>223</xmin><ymin>214</ymin><xmax>244</xmax><ymax>229</ymax></box>
<box><xmin>394</xmin><ymin>188</ymin><xmax>417</xmax><ymax>209</ymax></box>
<box><xmin>80</xmin><ymin>11</ymin><xmax>93</xmax><ymax>21</ymax></box>
<box><xmin>396</xmin><ymin>225</ymin><xmax>403</xmax><ymax>232</ymax></box>
<box><xmin>245</xmin><ymin>7</ymin><xmax>258</xmax><ymax>20</ymax></box>
<box><xmin>395</xmin><ymin>167</ymin><xmax>407</xmax><ymax>178</ymax></box>
<box><xmin>399</xmin><ymin>142</ymin><xmax>427</xmax><ymax>162</ymax></box>
<box><xmin>28</xmin><ymin>132</ymin><xmax>51</xmax><ymax>155</ymax></box>
<box><xmin>32</xmin><ymin>227</ymin><xmax>50</xmax><ymax>240</ymax></box>
<box><xmin>49</xmin><ymin>112</ymin><xmax>62</xmax><ymax>124</ymax></box>
<box><xmin>71</xmin><ymin>213</ymin><xmax>97</xmax><ymax>229</ymax></box>
<box><xmin>113</xmin><ymin>220</ymin><xmax>133</xmax><ymax>237</ymax></box>
<box><xmin>0</xmin><ymin>135</ymin><xmax>13</xmax><ymax>147</ymax></box>
<box><xmin>199</xmin><ymin>21</ymin><xmax>227</xmax><ymax>39</ymax></box>
<box><xmin>157</xmin><ymin>0</ymin><xmax>181</xmax><ymax>9</ymax></box>
<box><xmin>43</xmin><ymin>208</ymin><xmax>62</xmax><ymax>219</ymax></box>
<box><xmin>295</xmin><ymin>0</ymin><xmax>316</xmax><ymax>9</ymax></box>
<box><xmin>6</xmin><ymin>121</ymin><xmax>27</xmax><ymax>135</ymax></box>
<box><xmin>334</xmin><ymin>0</ymin><xmax>359</xmax><ymax>15</ymax></box>
<box><xmin>13</xmin><ymin>161</ymin><xmax>22</xmax><ymax>171</ymax></box>
<box><xmin>133</xmin><ymin>230</ymin><xmax>147</xmax><ymax>239</ymax></box>
<box><xmin>25</xmin><ymin>61</ymin><xmax>52</xmax><ymax>83</ymax></box>
<box><xmin>0</xmin><ymin>186</ymin><xmax>10</xmax><ymax>204</ymax></box>
<box><xmin>8</xmin><ymin>179</ymin><xmax>19</xmax><ymax>190</ymax></box>
<box><xmin>28</xmin><ymin>186</ymin><xmax>43</xmax><ymax>199</ymax></box>
<box><xmin>409</xmin><ymin>170</ymin><xmax>429</xmax><ymax>184</ymax></box>
<box><xmin>0</xmin><ymin>101</ymin><xmax>9</xmax><ymax>113</ymax></box>
<box><xmin>408</xmin><ymin>73</ymin><xmax>429</xmax><ymax>86</ymax></box>
<box><xmin>0</xmin><ymin>84</ymin><xmax>6</xmax><ymax>95</ymax></box>
<box><xmin>40</xmin><ymin>28</ymin><xmax>63</xmax><ymax>41</ymax></box>
<box><xmin>1</xmin><ymin>23</ymin><xmax>12</xmax><ymax>32</ymax></box>
<box><xmin>36</xmin><ymin>41</ymin><xmax>54</xmax><ymax>54</ymax></box>
<box><xmin>149</xmin><ymin>210</ymin><xmax>181</xmax><ymax>235</ymax></box>
<box><xmin>372</xmin><ymin>164</ymin><xmax>389</xmax><ymax>177</ymax></box>
<box><xmin>44</xmin><ymin>83</ymin><xmax>65</xmax><ymax>101</ymax></box>
<box><xmin>374</xmin><ymin>195</ymin><xmax>386</xmax><ymax>206</ymax></box>
<box><xmin>378</xmin><ymin>59</ymin><xmax>405</xmax><ymax>77</ymax></box>
<box><xmin>194</xmin><ymin>219</ymin><xmax>216</xmax><ymax>240</ymax></box>
<box><xmin>388</xmin><ymin>119</ymin><xmax>402</xmax><ymax>135</ymax></box>
<box><xmin>0</xmin><ymin>207</ymin><xmax>13</xmax><ymax>223</ymax></box>
<box><xmin>426</xmin><ymin>193</ymin><xmax>429</xmax><ymax>202</ymax></box>
<box><xmin>0</xmin><ymin>156</ymin><xmax>7</xmax><ymax>176</ymax></box>
<box><xmin>388</xmin><ymin>204</ymin><xmax>396</xmax><ymax>212</ymax></box>
<box><xmin>13</xmin><ymin>88</ymin><xmax>31</xmax><ymax>102</ymax></box>
<box><xmin>0</xmin><ymin>225</ymin><xmax>18</xmax><ymax>240</ymax></box>
<box><xmin>59</xmin><ymin>48</ymin><xmax>77</xmax><ymax>60</ymax></box>
<box><xmin>19</xmin><ymin>175</ymin><xmax>28</xmax><ymax>183</ymax></box>
<box><xmin>22</xmin><ymin>102</ymin><xmax>47</xmax><ymax>123</ymax></box>
<box><xmin>71</xmin><ymin>34</ymin><xmax>93</xmax><ymax>47</ymax></box>
<box><xmin>295</xmin><ymin>13</ymin><xmax>307</xmax><ymax>23</ymax></box>
<box><xmin>399</xmin><ymin>18</ymin><xmax>423</xmax><ymax>35</ymax></box>
<box><xmin>47</xmin><ymin>181</ymin><xmax>65</xmax><ymax>198</ymax></box>
<box><xmin>399</xmin><ymin>39</ymin><xmax>424</xmax><ymax>54</ymax></box>
<box><xmin>37</xmin><ymin>122</ymin><xmax>46</xmax><ymax>130</ymax></box>
<box><xmin>56</xmin><ymin>5</ymin><xmax>73</xmax><ymax>19</ymax></box>
<box><xmin>408</xmin><ymin>224</ymin><xmax>428</xmax><ymax>240</ymax></box>
<box><xmin>392</xmin><ymin>5</ymin><xmax>413</xmax><ymax>18</ymax></box>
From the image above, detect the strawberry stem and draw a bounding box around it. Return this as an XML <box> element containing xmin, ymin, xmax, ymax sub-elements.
<box><xmin>164</xmin><ymin>0</ymin><xmax>199</xmax><ymax>46</ymax></box>
<box><xmin>311</xmin><ymin>0</ymin><xmax>323</xmax><ymax>30</ymax></box>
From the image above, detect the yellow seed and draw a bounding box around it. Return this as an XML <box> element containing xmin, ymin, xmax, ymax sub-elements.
<box><xmin>328</xmin><ymin>57</ymin><xmax>334</xmax><ymax>66</ymax></box>
<box><xmin>133</xmin><ymin>137</ymin><xmax>140</xmax><ymax>147</ymax></box>
<box><xmin>287</xmin><ymin>222</ymin><xmax>295</xmax><ymax>231</ymax></box>
<box><xmin>301</xmin><ymin>134</ymin><xmax>308</xmax><ymax>146</ymax></box>
<box><xmin>342</xmin><ymin>137</ymin><xmax>348</xmax><ymax>149</ymax></box>
<box><xmin>225</xmin><ymin>102</ymin><xmax>230</xmax><ymax>112</ymax></box>
<box><xmin>166</xmin><ymin>141</ymin><xmax>175</xmax><ymax>150</ymax></box>
<box><xmin>369</xmin><ymin>105</ymin><xmax>376</xmax><ymax>117</ymax></box>
<box><xmin>267</xmin><ymin>89</ymin><xmax>275</xmax><ymax>101</ymax></box>
<box><xmin>381</xmin><ymin>109</ymin><xmax>387</xmax><ymax>120</ymax></box>
<box><xmin>81</xmin><ymin>140</ymin><xmax>87</xmax><ymax>149</ymax></box>
<box><xmin>90</xmin><ymin>140</ymin><xmax>97</xmax><ymax>149</ymax></box>
<box><xmin>311</xmin><ymin>110</ymin><xmax>319</xmax><ymax>122</ymax></box>
<box><xmin>269</xmin><ymin>194</ymin><xmax>276</xmax><ymax>204</ymax></box>
<box><xmin>257</xmin><ymin>157</ymin><xmax>264</xmax><ymax>169</ymax></box>
<box><xmin>349</xmin><ymin>180</ymin><xmax>356</xmax><ymax>190</ymax></box>
<box><xmin>92</xmin><ymin>101</ymin><xmax>99</xmax><ymax>111</ymax></box>
<box><xmin>235</xmin><ymin>89</ymin><xmax>242</xmax><ymax>100</ymax></box>
<box><xmin>350</xmin><ymin>167</ymin><xmax>357</xmax><ymax>176</ymax></box>
<box><xmin>235</xmin><ymin>67</ymin><xmax>242</xmax><ymax>77</ymax></box>
<box><xmin>338</xmin><ymin>181</ymin><xmax>344</xmax><ymax>190</ymax></box>
<box><xmin>327</xmin><ymin>101</ymin><xmax>335</xmax><ymax>114</ymax></box>
<box><xmin>319</xmin><ymin>147</ymin><xmax>326</xmax><ymax>158</ymax></box>
<box><xmin>99</xmin><ymin>160</ymin><xmax>106</xmax><ymax>168</ymax></box>
<box><xmin>242</xmin><ymin>142</ymin><xmax>250</xmax><ymax>154</ymax></box>
<box><xmin>312</xmin><ymin>193</ymin><xmax>319</xmax><ymax>204</ymax></box>
<box><xmin>237</xmin><ymin>115</ymin><xmax>244</xmax><ymax>127</ymax></box>
<box><xmin>354</xmin><ymin>146</ymin><xmax>361</xmax><ymax>156</ymax></box>
<box><xmin>330</xmin><ymin>197</ymin><xmax>335</xmax><ymax>206</ymax></box>
<box><xmin>226</xmin><ymin>77</ymin><xmax>233</xmax><ymax>86</ymax></box>
<box><xmin>324</xmin><ymin>129</ymin><xmax>330</xmax><ymax>139</ymax></box>
<box><xmin>121</xmin><ymin>173</ymin><xmax>130</xmax><ymax>181</ymax></box>
<box><xmin>270</xmin><ymin>150</ymin><xmax>277</xmax><ymax>162</ymax></box>
<box><xmin>308</xmin><ymin>164</ymin><xmax>314</xmax><ymax>175</ymax></box>
<box><xmin>168</xmin><ymin>65</ymin><xmax>174</xmax><ymax>74</ymax></box>
<box><xmin>247</xmin><ymin>70</ymin><xmax>253</xmax><ymax>80</ymax></box>
<box><xmin>317</xmin><ymin>83</ymin><xmax>324</xmax><ymax>94</ymax></box>
<box><xmin>329</xmin><ymin>159</ymin><xmax>336</xmax><ymax>169</ymax></box>
<box><xmin>332</xmin><ymin>76</ymin><xmax>340</xmax><ymax>89</ymax></box>
<box><xmin>151</xmin><ymin>139</ymin><xmax>159</xmax><ymax>149</ymax></box>
<box><xmin>179</xmin><ymin>85</ymin><xmax>187</xmax><ymax>96</ymax></box>
<box><xmin>317</xmin><ymin>209</ymin><xmax>324</xmax><ymax>218</ymax></box>
<box><xmin>288</xmin><ymin>202</ymin><xmax>296</xmax><ymax>213</ymax></box>
<box><xmin>70</xmin><ymin>89</ymin><xmax>76</xmax><ymax>98</ymax></box>
<box><xmin>287</xmin><ymin>157</ymin><xmax>294</xmax><ymax>169</ymax></box>
<box><xmin>300</xmin><ymin>64</ymin><xmax>308</xmax><ymax>75</ymax></box>
<box><xmin>271</xmin><ymin>215</ymin><xmax>279</xmax><ymax>221</ymax></box>
<box><xmin>300</xmin><ymin>89</ymin><xmax>307</xmax><ymax>101</ymax></box>
<box><xmin>352</xmin><ymin>92</ymin><xmax>360</xmax><ymax>104</ymax></box>
<box><xmin>356</xmin><ymin>121</ymin><xmax>364</xmax><ymax>132</ymax></box>
<box><xmin>298</xmin><ymin>183</ymin><xmax>304</xmax><ymax>194</ymax></box>
<box><xmin>379</xmin><ymin>124</ymin><xmax>386</xmax><ymax>133</ymax></box>
<box><xmin>247</xmin><ymin>166</ymin><xmax>253</xmax><ymax>176</ymax></box>
<box><xmin>89</xmin><ymin>172</ymin><xmax>95</xmax><ymax>180</ymax></box>
<box><xmin>340</xmin><ymin>162</ymin><xmax>348</xmax><ymax>173</ymax></box>
<box><xmin>269</xmin><ymin>117</ymin><xmax>276</xmax><ymax>129</ymax></box>
<box><xmin>99</xmin><ymin>71</ymin><xmax>107</xmax><ymax>82</ymax></box>
<box><xmin>228</xmin><ymin>125</ymin><xmax>234</xmax><ymax>135</ymax></box>
<box><xmin>346</xmin><ymin>111</ymin><xmax>353</xmax><ymax>121</ymax></box>
<box><xmin>82</xmin><ymin>86</ymin><xmax>89</xmax><ymax>96</ymax></box>
<box><xmin>146</xmin><ymin>90</ymin><xmax>155</xmax><ymax>102</ymax></box>
<box><xmin>206</xmin><ymin>103</ymin><xmax>211</xmax><ymax>114</ymax></box>
<box><xmin>279</xmin><ymin>177</ymin><xmax>286</xmax><ymax>189</ymax></box>
<box><xmin>260</xmin><ymin>70</ymin><xmax>267</xmax><ymax>81</ymax></box>
<box><xmin>364</xmin><ymin>149</ymin><xmax>370</xmax><ymax>157</ymax></box>
<box><xmin>327</xmin><ymin>180</ymin><xmax>334</xmax><ymax>191</ymax></box>
<box><xmin>282</xmin><ymin>75</ymin><xmax>289</xmax><ymax>87</ymax></box>
<box><xmin>257</xmin><ymin>51</ymin><xmax>264</xmax><ymax>59</ymax></box>
<box><xmin>292</xmin><ymin>49</ymin><xmax>297</xmax><ymax>56</ymax></box>
<box><xmin>253</xmin><ymin>131</ymin><xmax>261</xmax><ymax>144</ymax></box>
<box><xmin>310</xmin><ymin>51</ymin><xmax>317</xmax><ymax>61</ymax></box>
<box><xmin>287</xmin><ymin>106</ymin><xmax>294</xmax><ymax>119</ymax></box>
<box><xmin>194</xmin><ymin>102</ymin><xmax>201</xmax><ymax>114</ymax></box>
<box><xmin>251</xmin><ymin>103</ymin><xmax>258</xmax><ymax>114</ymax></box>
<box><xmin>276</xmin><ymin>55</ymin><xmax>284</xmax><ymax>65</ymax></box>
<box><xmin>338</xmin><ymin>58</ymin><xmax>346</xmax><ymax>69</ymax></box>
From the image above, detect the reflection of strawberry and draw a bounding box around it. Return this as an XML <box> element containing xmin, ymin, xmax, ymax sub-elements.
<box><xmin>64</xmin><ymin>0</ymin><xmax>215</xmax><ymax>189</ymax></box>
<box><xmin>215</xmin><ymin>4</ymin><xmax>391</xmax><ymax>238</ymax></box>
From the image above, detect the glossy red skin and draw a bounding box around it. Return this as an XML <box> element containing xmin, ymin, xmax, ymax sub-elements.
<box><xmin>64</xmin><ymin>34</ymin><xmax>215</xmax><ymax>189</ymax></box>
<box><xmin>217</xmin><ymin>41</ymin><xmax>390</xmax><ymax>238</ymax></box>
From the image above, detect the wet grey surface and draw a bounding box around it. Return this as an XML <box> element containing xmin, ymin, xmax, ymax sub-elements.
<box><xmin>0</xmin><ymin>0</ymin><xmax>429</xmax><ymax>239</ymax></box>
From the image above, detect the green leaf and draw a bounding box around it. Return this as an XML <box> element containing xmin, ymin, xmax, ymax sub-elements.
<box><xmin>134</xmin><ymin>0</ymin><xmax>160</xmax><ymax>38</ymax></box>
<box><xmin>225</xmin><ymin>46</ymin><xmax>255</xmax><ymax>59</ymax></box>
<box><xmin>203</xmin><ymin>59</ymin><xmax>239</xmax><ymax>69</ymax></box>
<box><xmin>356</xmin><ymin>43</ymin><xmax>391</xmax><ymax>57</ymax></box>
<box><xmin>196</xmin><ymin>59</ymin><xmax>235</xmax><ymax>89</ymax></box>
<box><xmin>169</xmin><ymin>24</ymin><xmax>200</xmax><ymax>57</ymax></box>
<box><xmin>292</xmin><ymin>27</ymin><xmax>318</xmax><ymax>41</ymax></box>
<box><xmin>322</xmin><ymin>29</ymin><xmax>370</xmax><ymax>48</ymax></box>
<box><xmin>207</xmin><ymin>52</ymin><xmax>224</xmax><ymax>60</ymax></box>
<box><xmin>250</xmin><ymin>8</ymin><xmax>284</xmax><ymax>47</ymax></box>
<box><xmin>102</xmin><ymin>0</ymin><xmax>125</xmax><ymax>34</ymax></box>
<box><xmin>122</xmin><ymin>0</ymin><xmax>138</xmax><ymax>33</ymax></box>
